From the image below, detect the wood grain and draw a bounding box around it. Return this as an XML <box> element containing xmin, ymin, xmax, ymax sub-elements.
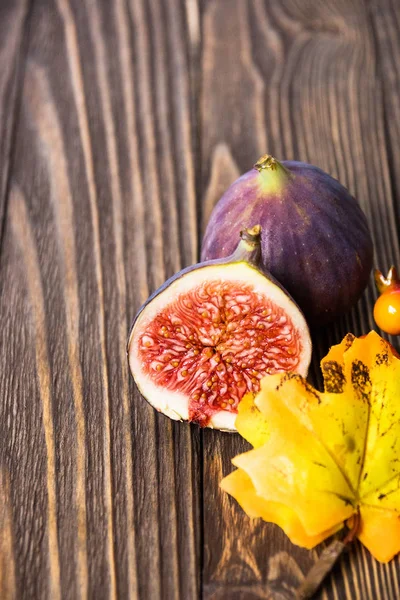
<box><xmin>0</xmin><ymin>0</ymin><xmax>199</xmax><ymax>598</ymax></box>
<box><xmin>0</xmin><ymin>470</ymin><xmax>16</xmax><ymax>599</ymax></box>
<box><xmin>9</xmin><ymin>185</ymin><xmax>62</xmax><ymax>599</ymax></box>
<box><xmin>0</xmin><ymin>0</ymin><xmax>30</xmax><ymax>231</ymax></box>
<box><xmin>369</xmin><ymin>0</ymin><xmax>400</xmax><ymax>262</ymax></box>
<box><xmin>0</xmin><ymin>0</ymin><xmax>400</xmax><ymax>598</ymax></box>
<box><xmin>201</xmin><ymin>0</ymin><xmax>400</xmax><ymax>598</ymax></box>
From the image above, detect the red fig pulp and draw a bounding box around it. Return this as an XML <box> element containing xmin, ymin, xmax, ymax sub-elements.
<box><xmin>202</xmin><ymin>155</ymin><xmax>373</xmax><ymax>325</ymax></box>
<box><xmin>128</xmin><ymin>227</ymin><xmax>311</xmax><ymax>430</ymax></box>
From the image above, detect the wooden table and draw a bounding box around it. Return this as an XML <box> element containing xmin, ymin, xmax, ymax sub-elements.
<box><xmin>1</xmin><ymin>0</ymin><xmax>400</xmax><ymax>598</ymax></box>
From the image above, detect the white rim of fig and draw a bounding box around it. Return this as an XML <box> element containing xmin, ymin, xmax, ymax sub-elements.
<box><xmin>128</xmin><ymin>263</ymin><xmax>312</xmax><ymax>431</ymax></box>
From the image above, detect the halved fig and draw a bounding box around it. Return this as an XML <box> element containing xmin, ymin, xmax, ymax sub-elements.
<box><xmin>128</xmin><ymin>226</ymin><xmax>312</xmax><ymax>430</ymax></box>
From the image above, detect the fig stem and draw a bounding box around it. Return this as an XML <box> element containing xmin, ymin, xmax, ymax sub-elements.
<box><xmin>254</xmin><ymin>154</ymin><xmax>279</xmax><ymax>171</ymax></box>
<box><xmin>229</xmin><ymin>225</ymin><xmax>262</xmax><ymax>266</ymax></box>
<box><xmin>253</xmin><ymin>154</ymin><xmax>291</xmax><ymax>194</ymax></box>
<box><xmin>240</xmin><ymin>224</ymin><xmax>261</xmax><ymax>244</ymax></box>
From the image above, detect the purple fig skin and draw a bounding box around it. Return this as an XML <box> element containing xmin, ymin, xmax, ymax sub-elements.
<box><xmin>201</xmin><ymin>159</ymin><xmax>373</xmax><ymax>325</ymax></box>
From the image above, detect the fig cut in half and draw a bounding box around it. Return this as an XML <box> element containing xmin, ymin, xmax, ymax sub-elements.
<box><xmin>128</xmin><ymin>226</ymin><xmax>312</xmax><ymax>430</ymax></box>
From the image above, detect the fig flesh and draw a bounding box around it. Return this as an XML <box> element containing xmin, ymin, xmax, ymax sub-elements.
<box><xmin>201</xmin><ymin>155</ymin><xmax>373</xmax><ymax>325</ymax></box>
<box><xmin>128</xmin><ymin>227</ymin><xmax>312</xmax><ymax>430</ymax></box>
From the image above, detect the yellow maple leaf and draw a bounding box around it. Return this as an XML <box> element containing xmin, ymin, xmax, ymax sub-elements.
<box><xmin>221</xmin><ymin>331</ymin><xmax>400</xmax><ymax>562</ymax></box>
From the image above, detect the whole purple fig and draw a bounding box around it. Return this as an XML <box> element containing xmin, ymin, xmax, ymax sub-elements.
<box><xmin>201</xmin><ymin>155</ymin><xmax>373</xmax><ymax>325</ymax></box>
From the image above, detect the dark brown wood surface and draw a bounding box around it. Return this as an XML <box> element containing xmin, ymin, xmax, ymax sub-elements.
<box><xmin>0</xmin><ymin>0</ymin><xmax>399</xmax><ymax>598</ymax></box>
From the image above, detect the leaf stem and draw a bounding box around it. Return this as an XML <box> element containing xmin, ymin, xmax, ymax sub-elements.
<box><xmin>343</xmin><ymin>509</ymin><xmax>360</xmax><ymax>544</ymax></box>
<box><xmin>295</xmin><ymin>509</ymin><xmax>360</xmax><ymax>600</ymax></box>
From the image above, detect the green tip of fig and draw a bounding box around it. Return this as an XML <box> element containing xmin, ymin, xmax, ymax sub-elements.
<box><xmin>253</xmin><ymin>154</ymin><xmax>292</xmax><ymax>195</ymax></box>
<box><xmin>241</xmin><ymin>224</ymin><xmax>261</xmax><ymax>239</ymax></box>
<box><xmin>254</xmin><ymin>155</ymin><xmax>278</xmax><ymax>171</ymax></box>
<box><xmin>238</xmin><ymin>225</ymin><xmax>262</xmax><ymax>251</ymax></box>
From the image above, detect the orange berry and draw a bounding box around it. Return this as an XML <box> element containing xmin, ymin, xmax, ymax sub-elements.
<box><xmin>373</xmin><ymin>291</ymin><xmax>400</xmax><ymax>335</ymax></box>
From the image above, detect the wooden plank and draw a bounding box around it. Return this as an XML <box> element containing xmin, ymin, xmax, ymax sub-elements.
<box><xmin>0</xmin><ymin>471</ymin><xmax>17</xmax><ymax>600</ymax></box>
<box><xmin>200</xmin><ymin>0</ymin><xmax>400</xmax><ymax>598</ymax></box>
<box><xmin>367</xmin><ymin>1</ymin><xmax>400</xmax><ymax>598</ymax></box>
<box><xmin>2</xmin><ymin>0</ymin><xmax>400</xmax><ymax>598</ymax></box>
<box><xmin>0</xmin><ymin>0</ymin><xmax>200</xmax><ymax>598</ymax></box>
<box><xmin>369</xmin><ymin>0</ymin><xmax>400</xmax><ymax>267</ymax></box>
<box><xmin>0</xmin><ymin>0</ymin><xmax>30</xmax><ymax>231</ymax></box>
